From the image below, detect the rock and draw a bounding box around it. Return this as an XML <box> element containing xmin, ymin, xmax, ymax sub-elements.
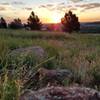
<box><xmin>23</xmin><ymin>68</ymin><xmax>73</xmax><ymax>90</ymax></box>
<box><xmin>19</xmin><ymin>86</ymin><xmax>100</xmax><ymax>100</ymax></box>
<box><xmin>9</xmin><ymin>46</ymin><xmax>46</xmax><ymax>58</ymax></box>
<box><xmin>19</xmin><ymin>90</ymin><xmax>37</xmax><ymax>100</ymax></box>
<box><xmin>7</xmin><ymin>46</ymin><xmax>46</xmax><ymax>88</ymax></box>
<box><xmin>37</xmin><ymin>68</ymin><xmax>73</xmax><ymax>85</ymax></box>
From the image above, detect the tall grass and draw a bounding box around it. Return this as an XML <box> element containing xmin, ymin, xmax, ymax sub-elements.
<box><xmin>0</xmin><ymin>29</ymin><xmax>100</xmax><ymax>99</ymax></box>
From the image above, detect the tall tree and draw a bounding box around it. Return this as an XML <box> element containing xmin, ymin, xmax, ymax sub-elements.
<box><xmin>9</xmin><ymin>18</ymin><xmax>23</xmax><ymax>29</ymax></box>
<box><xmin>61</xmin><ymin>11</ymin><xmax>80</xmax><ymax>33</ymax></box>
<box><xmin>0</xmin><ymin>17</ymin><xmax>7</xmax><ymax>28</ymax></box>
<box><xmin>27</xmin><ymin>11</ymin><xmax>41</xmax><ymax>30</ymax></box>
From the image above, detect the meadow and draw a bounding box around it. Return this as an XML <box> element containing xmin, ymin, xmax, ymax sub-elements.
<box><xmin>0</xmin><ymin>29</ymin><xmax>100</xmax><ymax>99</ymax></box>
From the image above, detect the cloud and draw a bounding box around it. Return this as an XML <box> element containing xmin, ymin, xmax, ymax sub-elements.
<box><xmin>39</xmin><ymin>2</ymin><xmax>77</xmax><ymax>12</ymax></box>
<box><xmin>46</xmin><ymin>4</ymin><xmax>54</xmax><ymax>7</ymax></box>
<box><xmin>0</xmin><ymin>3</ymin><xmax>16</xmax><ymax>12</ymax></box>
<box><xmin>39</xmin><ymin>3</ymin><xmax>63</xmax><ymax>11</ymax></box>
<box><xmin>77</xmin><ymin>3</ymin><xmax>100</xmax><ymax>12</ymax></box>
<box><xmin>24</xmin><ymin>7</ymin><xmax>32</xmax><ymax>11</ymax></box>
<box><xmin>69</xmin><ymin>7</ymin><xmax>77</xmax><ymax>11</ymax></box>
<box><xmin>38</xmin><ymin>1</ymin><xmax>99</xmax><ymax>13</ymax></box>
<box><xmin>12</xmin><ymin>1</ymin><xmax>25</xmax><ymax>5</ymax></box>
<box><xmin>58</xmin><ymin>2</ymin><xmax>65</xmax><ymax>6</ymax></box>
<box><xmin>0</xmin><ymin>6</ymin><xmax>6</xmax><ymax>11</ymax></box>
<box><xmin>39</xmin><ymin>4</ymin><xmax>55</xmax><ymax>11</ymax></box>
<box><xmin>39</xmin><ymin>4</ymin><xmax>54</xmax><ymax>8</ymax></box>
<box><xmin>0</xmin><ymin>2</ymin><xmax>9</xmax><ymax>6</ymax></box>
<box><xmin>56</xmin><ymin>2</ymin><xmax>77</xmax><ymax>12</ymax></box>
<box><xmin>70</xmin><ymin>0</ymin><xmax>83</xmax><ymax>3</ymax></box>
<box><xmin>39</xmin><ymin>5</ymin><xmax>46</xmax><ymax>8</ymax></box>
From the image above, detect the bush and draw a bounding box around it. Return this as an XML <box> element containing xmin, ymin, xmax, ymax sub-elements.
<box><xmin>9</xmin><ymin>18</ymin><xmax>23</xmax><ymax>29</ymax></box>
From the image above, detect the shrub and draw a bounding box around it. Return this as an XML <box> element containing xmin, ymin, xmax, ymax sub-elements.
<box><xmin>9</xmin><ymin>18</ymin><xmax>23</xmax><ymax>29</ymax></box>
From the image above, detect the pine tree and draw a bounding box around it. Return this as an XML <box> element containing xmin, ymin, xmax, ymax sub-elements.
<box><xmin>9</xmin><ymin>18</ymin><xmax>23</xmax><ymax>29</ymax></box>
<box><xmin>27</xmin><ymin>11</ymin><xmax>41</xmax><ymax>30</ymax></box>
<box><xmin>0</xmin><ymin>17</ymin><xmax>7</xmax><ymax>28</ymax></box>
<box><xmin>61</xmin><ymin>11</ymin><xmax>80</xmax><ymax>33</ymax></box>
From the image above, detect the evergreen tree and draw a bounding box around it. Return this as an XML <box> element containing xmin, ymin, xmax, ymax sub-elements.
<box><xmin>9</xmin><ymin>18</ymin><xmax>23</xmax><ymax>29</ymax></box>
<box><xmin>61</xmin><ymin>11</ymin><xmax>80</xmax><ymax>33</ymax></box>
<box><xmin>0</xmin><ymin>17</ymin><xmax>7</xmax><ymax>28</ymax></box>
<box><xmin>27</xmin><ymin>11</ymin><xmax>41</xmax><ymax>30</ymax></box>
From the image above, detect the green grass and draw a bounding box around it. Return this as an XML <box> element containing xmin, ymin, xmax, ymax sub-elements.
<box><xmin>0</xmin><ymin>29</ymin><xmax>100</xmax><ymax>99</ymax></box>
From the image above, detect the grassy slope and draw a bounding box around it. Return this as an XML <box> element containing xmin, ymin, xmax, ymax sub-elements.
<box><xmin>0</xmin><ymin>29</ymin><xmax>100</xmax><ymax>99</ymax></box>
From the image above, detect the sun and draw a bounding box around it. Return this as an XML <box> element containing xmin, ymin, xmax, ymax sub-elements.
<box><xmin>51</xmin><ymin>13</ymin><xmax>61</xmax><ymax>23</ymax></box>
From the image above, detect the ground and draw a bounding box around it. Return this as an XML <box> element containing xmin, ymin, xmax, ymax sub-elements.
<box><xmin>0</xmin><ymin>29</ymin><xmax>100</xmax><ymax>99</ymax></box>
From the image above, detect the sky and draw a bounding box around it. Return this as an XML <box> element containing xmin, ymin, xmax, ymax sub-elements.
<box><xmin>0</xmin><ymin>0</ymin><xmax>100</xmax><ymax>23</ymax></box>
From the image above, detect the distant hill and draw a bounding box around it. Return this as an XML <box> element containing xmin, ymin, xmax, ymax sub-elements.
<box><xmin>42</xmin><ymin>21</ymin><xmax>100</xmax><ymax>33</ymax></box>
<box><xmin>80</xmin><ymin>21</ymin><xmax>100</xmax><ymax>33</ymax></box>
<box><xmin>82</xmin><ymin>21</ymin><xmax>100</xmax><ymax>25</ymax></box>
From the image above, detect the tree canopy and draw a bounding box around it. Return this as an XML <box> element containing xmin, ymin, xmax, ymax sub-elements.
<box><xmin>61</xmin><ymin>11</ymin><xmax>80</xmax><ymax>33</ymax></box>
<box><xmin>9</xmin><ymin>18</ymin><xmax>23</xmax><ymax>29</ymax></box>
<box><xmin>0</xmin><ymin>17</ymin><xmax>7</xmax><ymax>28</ymax></box>
<box><xmin>27</xmin><ymin>11</ymin><xmax>41</xmax><ymax>30</ymax></box>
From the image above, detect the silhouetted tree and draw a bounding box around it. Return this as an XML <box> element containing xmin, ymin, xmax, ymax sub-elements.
<box><xmin>9</xmin><ymin>18</ymin><xmax>23</xmax><ymax>29</ymax></box>
<box><xmin>27</xmin><ymin>11</ymin><xmax>41</xmax><ymax>30</ymax></box>
<box><xmin>0</xmin><ymin>17</ymin><xmax>7</xmax><ymax>28</ymax></box>
<box><xmin>61</xmin><ymin>11</ymin><xmax>80</xmax><ymax>33</ymax></box>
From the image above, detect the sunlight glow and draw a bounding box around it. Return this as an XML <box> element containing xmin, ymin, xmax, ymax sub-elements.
<box><xmin>51</xmin><ymin>13</ymin><xmax>62</xmax><ymax>23</ymax></box>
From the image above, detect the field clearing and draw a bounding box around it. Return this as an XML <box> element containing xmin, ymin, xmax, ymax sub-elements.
<box><xmin>0</xmin><ymin>29</ymin><xmax>100</xmax><ymax>99</ymax></box>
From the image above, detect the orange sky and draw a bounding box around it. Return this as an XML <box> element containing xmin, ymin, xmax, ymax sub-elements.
<box><xmin>0</xmin><ymin>0</ymin><xmax>100</xmax><ymax>23</ymax></box>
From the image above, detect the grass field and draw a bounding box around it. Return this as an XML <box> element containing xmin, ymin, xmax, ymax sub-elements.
<box><xmin>0</xmin><ymin>29</ymin><xmax>100</xmax><ymax>99</ymax></box>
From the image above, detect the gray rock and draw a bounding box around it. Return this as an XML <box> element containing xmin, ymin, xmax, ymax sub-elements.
<box><xmin>23</xmin><ymin>68</ymin><xmax>73</xmax><ymax>90</ymax></box>
<box><xmin>19</xmin><ymin>86</ymin><xmax>100</xmax><ymax>100</ymax></box>
<box><xmin>9</xmin><ymin>46</ymin><xmax>46</xmax><ymax>58</ymax></box>
<box><xmin>7</xmin><ymin>46</ymin><xmax>46</xmax><ymax>88</ymax></box>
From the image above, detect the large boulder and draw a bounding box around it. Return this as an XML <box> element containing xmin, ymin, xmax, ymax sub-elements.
<box><xmin>7</xmin><ymin>46</ymin><xmax>46</xmax><ymax>87</ymax></box>
<box><xmin>9</xmin><ymin>46</ymin><xmax>46</xmax><ymax>58</ymax></box>
<box><xmin>23</xmin><ymin>68</ymin><xmax>73</xmax><ymax>90</ymax></box>
<box><xmin>19</xmin><ymin>86</ymin><xmax>100</xmax><ymax>100</ymax></box>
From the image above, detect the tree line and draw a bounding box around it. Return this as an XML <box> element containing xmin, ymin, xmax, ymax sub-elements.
<box><xmin>0</xmin><ymin>11</ymin><xmax>80</xmax><ymax>33</ymax></box>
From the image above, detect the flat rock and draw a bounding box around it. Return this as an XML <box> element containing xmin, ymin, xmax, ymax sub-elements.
<box><xmin>19</xmin><ymin>86</ymin><xmax>100</xmax><ymax>100</ymax></box>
